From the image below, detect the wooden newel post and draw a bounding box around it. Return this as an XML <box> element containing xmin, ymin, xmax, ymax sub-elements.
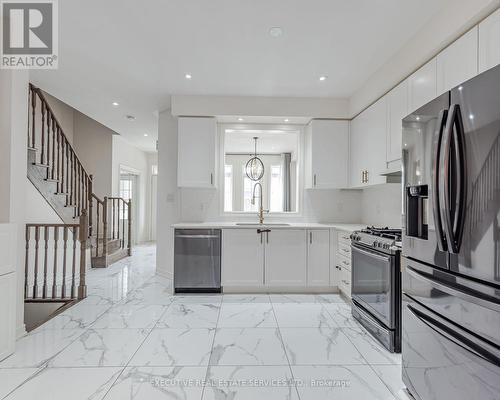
<box><xmin>127</xmin><ymin>199</ymin><xmax>132</xmax><ymax>256</ymax></box>
<box><xmin>88</xmin><ymin>175</ymin><xmax>93</xmax><ymax>237</ymax></box>
<box><xmin>78</xmin><ymin>209</ymin><xmax>88</xmax><ymax>300</ymax></box>
<box><xmin>103</xmin><ymin>196</ymin><xmax>108</xmax><ymax>255</ymax></box>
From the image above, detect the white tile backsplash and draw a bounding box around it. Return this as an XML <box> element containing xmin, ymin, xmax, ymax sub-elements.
<box><xmin>361</xmin><ymin>184</ymin><xmax>402</xmax><ymax>228</ymax></box>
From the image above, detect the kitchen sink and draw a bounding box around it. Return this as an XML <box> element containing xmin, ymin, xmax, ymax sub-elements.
<box><xmin>235</xmin><ymin>223</ymin><xmax>291</xmax><ymax>227</ymax></box>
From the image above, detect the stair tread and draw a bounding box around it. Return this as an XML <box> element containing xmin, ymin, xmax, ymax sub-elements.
<box><xmin>32</xmin><ymin>163</ymin><xmax>49</xmax><ymax>168</ymax></box>
<box><xmin>44</xmin><ymin>178</ymin><xmax>59</xmax><ymax>182</ymax></box>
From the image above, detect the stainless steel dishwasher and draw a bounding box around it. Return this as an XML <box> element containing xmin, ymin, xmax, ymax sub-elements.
<box><xmin>174</xmin><ymin>229</ymin><xmax>221</xmax><ymax>293</ymax></box>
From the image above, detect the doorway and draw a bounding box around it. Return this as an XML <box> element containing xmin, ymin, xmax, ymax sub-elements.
<box><xmin>119</xmin><ymin>172</ymin><xmax>139</xmax><ymax>244</ymax></box>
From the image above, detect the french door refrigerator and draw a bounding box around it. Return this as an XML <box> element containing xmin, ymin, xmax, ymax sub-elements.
<box><xmin>402</xmin><ymin>64</ymin><xmax>500</xmax><ymax>400</ymax></box>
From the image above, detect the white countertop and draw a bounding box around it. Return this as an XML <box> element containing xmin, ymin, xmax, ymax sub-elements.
<box><xmin>171</xmin><ymin>221</ymin><xmax>366</xmax><ymax>231</ymax></box>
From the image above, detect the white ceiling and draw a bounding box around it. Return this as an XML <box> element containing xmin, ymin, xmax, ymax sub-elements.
<box><xmin>30</xmin><ymin>0</ymin><xmax>451</xmax><ymax>152</ymax></box>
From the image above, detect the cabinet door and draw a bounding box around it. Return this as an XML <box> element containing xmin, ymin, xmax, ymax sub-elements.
<box><xmin>349</xmin><ymin>115</ymin><xmax>365</xmax><ymax>188</ymax></box>
<box><xmin>222</xmin><ymin>229</ymin><xmax>264</xmax><ymax>286</ymax></box>
<box><xmin>265</xmin><ymin>230</ymin><xmax>306</xmax><ymax>287</ymax></box>
<box><xmin>0</xmin><ymin>272</ymin><xmax>16</xmax><ymax>361</ymax></box>
<box><xmin>364</xmin><ymin>98</ymin><xmax>387</xmax><ymax>186</ymax></box>
<box><xmin>307</xmin><ymin>229</ymin><xmax>330</xmax><ymax>286</ymax></box>
<box><xmin>408</xmin><ymin>58</ymin><xmax>437</xmax><ymax>113</ymax></box>
<box><xmin>437</xmin><ymin>27</ymin><xmax>478</xmax><ymax>95</ymax></box>
<box><xmin>479</xmin><ymin>8</ymin><xmax>500</xmax><ymax>73</ymax></box>
<box><xmin>387</xmin><ymin>80</ymin><xmax>409</xmax><ymax>162</ymax></box>
<box><xmin>307</xmin><ymin>120</ymin><xmax>349</xmax><ymax>189</ymax></box>
<box><xmin>177</xmin><ymin>117</ymin><xmax>216</xmax><ymax>188</ymax></box>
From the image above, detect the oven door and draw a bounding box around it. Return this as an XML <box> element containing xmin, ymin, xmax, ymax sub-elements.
<box><xmin>351</xmin><ymin>243</ymin><xmax>395</xmax><ymax>329</ymax></box>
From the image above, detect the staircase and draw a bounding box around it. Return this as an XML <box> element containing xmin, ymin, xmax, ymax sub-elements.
<box><xmin>24</xmin><ymin>84</ymin><xmax>132</xmax><ymax>314</ymax></box>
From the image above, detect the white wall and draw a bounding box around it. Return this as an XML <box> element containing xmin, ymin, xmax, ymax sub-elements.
<box><xmin>156</xmin><ymin>111</ymin><xmax>179</xmax><ymax>278</ymax></box>
<box><xmin>73</xmin><ymin>111</ymin><xmax>114</xmax><ymax>199</ymax></box>
<box><xmin>172</xmin><ymin>95</ymin><xmax>349</xmax><ymax>119</ymax></box>
<box><xmin>361</xmin><ymin>184</ymin><xmax>402</xmax><ymax>228</ymax></box>
<box><xmin>112</xmin><ymin>135</ymin><xmax>151</xmax><ymax>243</ymax></box>
<box><xmin>0</xmin><ymin>69</ymin><xmax>29</xmax><ymax>340</ymax></box>
<box><xmin>25</xmin><ymin>180</ymin><xmax>63</xmax><ymax>223</ymax></box>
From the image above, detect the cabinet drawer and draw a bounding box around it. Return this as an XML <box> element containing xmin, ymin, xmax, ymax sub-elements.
<box><xmin>337</xmin><ymin>253</ymin><xmax>351</xmax><ymax>271</ymax></box>
<box><xmin>339</xmin><ymin>266</ymin><xmax>351</xmax><ymax>298</ymax></box>
<box><xmin>337</xmin><ymin>230</ymin><xmax>352</xmax><ymax>245</ymax></box>
<box><xmin>337</xmin><ymin>242</ymin><xmax>351</xmax><ymax>258</ymax></box>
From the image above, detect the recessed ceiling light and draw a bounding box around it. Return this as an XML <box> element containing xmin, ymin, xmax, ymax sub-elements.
<box><xmin>319</xmin><ymin>75</ymin><xmax>328</xmax><ymax>81</ymax></box>
<box><xmin>269</xmin><ymin>27</ymin><xmax>283</xmax><ymax>37</ymax></box>
<box><xmin>416</xmin><ymin>116</ymin><xmax>420</xmax><ymax>121</ymax></box>
<box><xmin>125</xmin><ymin>115</ymin><xmax>136</xmax><ymax>121</ymax></box>
<box><xmin>185</xmin><ymin>73</ymin><xmax>192</xmax><ymax>80</ymax></box>
<box><xmin>469</xmin><ymin>114</ymin><xmax>475</xmax><ymax>120</ymax></box>
<box><xmin>112</xmin><ymin>102</ymin><xmax>119</xmax><ymax>106</ymax></box>
<box><xmin>458</xmin><ymin>86</ymin><xmax>463</xmax><ymax>91</ymax></box>
<box><xmin>238</xmin><ymin>117</ymin><xmax>244</xmax><ymax>122</ymax></box>
<box><xmin>284</xmin><ymin>118</ymin><xmax>289</xmax><ymax>122</ymax></box>
<box><xmin>143</xmin><ymin>133</ymin><xmax>148</xmax><ymax>137</ymax></box>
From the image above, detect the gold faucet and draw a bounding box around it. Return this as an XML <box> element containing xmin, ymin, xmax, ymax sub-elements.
<box><xmin>251</xmin><ymin>182</ymin><xmax>268</xmax><ymax>224</ymax></box>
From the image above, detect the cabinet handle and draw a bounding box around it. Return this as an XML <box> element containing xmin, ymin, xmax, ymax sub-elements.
<box><xmin>309</xmin><ymin>232</ymin><xmax>313</xmax><ymax>244</ymax></box>
<box><xmin>259</xmin><ymin>231</ymin><xmax>263</xmax><ymax>244</ymax></box>
<box><xmin>365</xmin><ymin>170</ymin><xmax>369</xmax><ymax>183</ymax></box>
<box><xmin>361</xmin><ymin>170</ymin><xmax>364</xmax><ymax>183</ymax></box>
<box><xmin>210</xmin><ymin>173</ymin><xmax>213</xmax><ymax>185</ymax></box>
<box><xmin>267</xmin><ymin>231</ymin><xmax>269</xmax><ymax>244</ymax></box>
<box><xmin>313</xmin><ymin>174</ymin><xmax>317</xmax><ymax>187</ymax></box>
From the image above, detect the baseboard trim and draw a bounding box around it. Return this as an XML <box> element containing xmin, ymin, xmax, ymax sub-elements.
<box><xmin>156</xmin><ymin>270</ymin><xmax>173</xmax><ymax>279</ymax></box>
<box><xmin>221</xmin><ymin>286</ymin><xmax>340</xmax><ymax>294</ymax></box>
<box><xmin>16</xmin><ymin>323</ymin><xmax>27</xmax><ymax>339</ymax></box>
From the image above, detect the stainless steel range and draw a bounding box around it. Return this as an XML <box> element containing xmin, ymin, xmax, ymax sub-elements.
<box><xmin>350</xmin><ymin>226</ymin><xmax>402</xmax><ymax>353</ymax></box>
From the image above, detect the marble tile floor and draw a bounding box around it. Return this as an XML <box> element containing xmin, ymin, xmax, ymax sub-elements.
<box><xmin>0</xmin><ymin>243</ymin><xmax>411</xmax><ymax>400</ymax></box>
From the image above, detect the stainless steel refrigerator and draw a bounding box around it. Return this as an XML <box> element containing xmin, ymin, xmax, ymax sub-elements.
<box><xmin>402</xmin><ymin>64</ymin><xmax>500</xmax><ymax>400</ymax></box>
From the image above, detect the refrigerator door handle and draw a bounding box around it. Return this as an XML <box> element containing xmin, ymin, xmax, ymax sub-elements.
<box><xmin>406</xmin><ymin>303</ymin><xmax>500</xmax><ymax>365</ymax></box>
<box><xmin>432</xmin><ymin>109</ymin><xmax>448</xmax><ymax>251</ymax></box>
<box><xmin>406</xmin><ymin>265</ymin><xmax>500</xmax><ymax>312</ymax></box>
<box><xmin>440</xmin><ymin>104</ymin><xmax>467</xmax><ymax>253</ymax></box>
<box><xmin>451</xmin><ymin>104</ymin><xmax>467</xmax><ymax>253</ymax></box>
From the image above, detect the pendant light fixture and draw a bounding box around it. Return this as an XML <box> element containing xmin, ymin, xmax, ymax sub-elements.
<box><xmin>245</xmin><ymin>137</ymin><xmax>264</xmax><ymax>181</ymax></box>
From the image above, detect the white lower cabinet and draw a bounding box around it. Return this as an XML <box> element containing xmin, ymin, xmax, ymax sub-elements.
<box><xmin>222</xmin><ymin>229</ymin><xmax>264</xmax><ymax>286</ymax></box>
<box><xmin>265</xmin><ymin>230</ymin><xmax>306</xmax><ymax>287</ymax></box>
<box><xmin>0</xmin><ymin>272</ymin><xmax>16</xmax><ymax>361</ymax></box>
<box><xmin>222</xmin><ymin>228</ymin><xmax>333</xmax><ymax>289</ymax></box>
<box><xmin>306</xmin><ymin>229</ymin><xmax>330</xmax><ymax>286</ymax></box>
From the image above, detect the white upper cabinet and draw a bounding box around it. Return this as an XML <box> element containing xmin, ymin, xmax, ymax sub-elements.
<box><xmin>265</xmin><ymin>230</ymin><xmax>307</xmax><ymax>287</ymax></box>
<box><xmin>386</xmin><ymin>80</ymin><xmax>409</xmax><ymax>163</ymax></box>
<box><xmin>177</xmin><ymin>117</ymin><xmax>217</xmax><ymax>188</ymax></box>
<box><xmin>408</xmin><ymin>58</ymin><xmax>437</xmax><ymax>113</ymax></box>
<box><xmin>307</xmin><ymin>229</ymin><xmax>330</xmax><ymax>286</ymax></box>
<box><xmin>304</xmin><ymin>119</ymin><xmax>349</xmax><ymax>189</ymax></box>
<box><xmin>437</xmin><ymin>27</ymin><xmax>478</xmax><ymax>94</ymax></box>
<box><xmin>479</xmin><ymin>8</ymin><xmax>500</xmax><ymax>73</ymax></box>
<box><xmin>349</xmin><ymin>97</ymin><xmax>387</xmax><ymax>188</ymax></box>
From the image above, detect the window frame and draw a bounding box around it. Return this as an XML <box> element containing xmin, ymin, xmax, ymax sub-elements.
<box><xmin>218</xmin><ymin>123</ymin><xmax>304</xmax><ymax>218</ymax></box>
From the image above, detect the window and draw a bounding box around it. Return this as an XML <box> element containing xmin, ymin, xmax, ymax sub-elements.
<box><xmin>270</xmin><ymin>165</ymin><xmax>283</xmax><ymax>212</ymax></box>
<box><xmin>224</xmin><ymin>165</ymin><xmax>233</xmax><ymax>212</ymax></box>
<box><xmin>119</xmin><ymin>179</ymin><xmax>132</xmax><ymax>201</ymax></box>
<box><xmin>243</xmin><ymin>173</ymin><xmax>258</xmax><ymax>212</ymax></box>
